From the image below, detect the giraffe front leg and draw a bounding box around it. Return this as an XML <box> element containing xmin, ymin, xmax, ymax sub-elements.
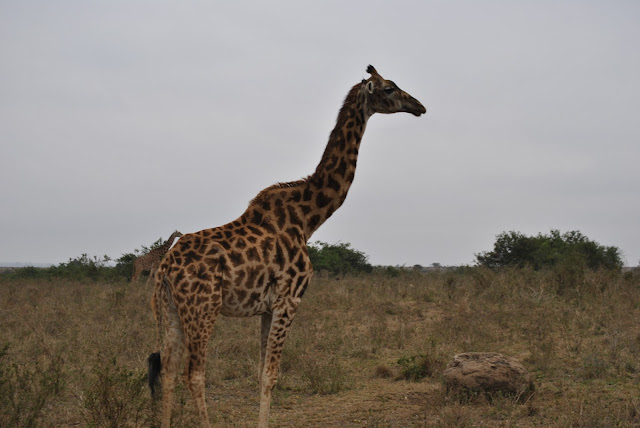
<box><xmin>258</xmin><ymin>304</ymin><xmax>297</xmax><ymax>428</ymax></box>
<box><xmin>259</xmin><ymin>312</ymin><xmax>272</xmax><ymax>390</ymax></box>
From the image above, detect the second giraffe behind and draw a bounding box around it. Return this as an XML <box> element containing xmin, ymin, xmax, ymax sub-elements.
<box><xmin>149</xmin><ymin>65</ymin><xmax>426</xmax><ymax>428</ymax></box>
<box><xmin>131</xmin><ymin>230</ymin><xmax>183</xmax><ymax>284</ymax></box>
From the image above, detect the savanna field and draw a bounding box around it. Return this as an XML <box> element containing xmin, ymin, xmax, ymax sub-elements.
<box><xmin>1</xmin><ymin>266</ymin><xmax>640</xmax><ymax>427</ymax></box>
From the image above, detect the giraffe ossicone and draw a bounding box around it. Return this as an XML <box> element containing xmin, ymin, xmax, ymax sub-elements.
<box><xmin>149</xmin><ymin>65</ymin><xmax>426</xmax><ymax>428</ymax></box>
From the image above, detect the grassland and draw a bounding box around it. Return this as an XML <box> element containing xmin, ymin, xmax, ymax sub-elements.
<box><xmin>1</xmin><ymin>267</ymin><xmax>639</xmax><ymax>427</ymax></box>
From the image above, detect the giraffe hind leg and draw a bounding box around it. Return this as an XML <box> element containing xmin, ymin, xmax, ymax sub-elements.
<box><xmin>181</xmin><ymin>280</ymin><xmax>221</xmax><ymax>428</ymax></box>
<box><xmin>156</xmin><ymin>241</ymin><xmax>224</xmax><ymax>428</ymax></box>
<box><xmin>185</xmin><ymin>343</ymin><xmax>213</xmax><ymax>428</ymax></box>
<box><xmin>149</xmin><ymin>270</ymin><xmax>163</xmax><ymax>398</ymax></box>
<box><xmin>156</xmin><ymin>279</ymin><xmax>186</xmax><ymax>428</ymax></box>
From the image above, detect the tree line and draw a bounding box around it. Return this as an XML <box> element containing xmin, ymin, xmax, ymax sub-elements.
<box><xmin>0</xmin><ymin>230</ymin><xmax>626</xmax><ymax>282</ymax></box>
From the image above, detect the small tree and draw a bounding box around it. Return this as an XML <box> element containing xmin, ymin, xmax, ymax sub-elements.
<box><xmin>475</xmin><ymin>230</ymin><xmax>623</xmax><ymax>271</ymax></box>
<box><xmin>307</xmin><ymin>241</ymin><xmax>373</xmax><ymax>276</ymax></box>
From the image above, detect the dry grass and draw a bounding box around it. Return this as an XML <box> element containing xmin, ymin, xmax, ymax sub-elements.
<box><xmin>1</xmin><ymin>267</ymin><xmax>639</xmax><ymax>427</ymax></box>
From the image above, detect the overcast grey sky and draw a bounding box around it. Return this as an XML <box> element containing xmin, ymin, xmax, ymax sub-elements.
<box><xmin>1</xmin><ymin>1</ymin><xmax>639</xmax><ymax>267</ymax></box>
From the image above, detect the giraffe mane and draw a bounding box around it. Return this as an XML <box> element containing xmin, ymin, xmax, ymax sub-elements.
<box><xmin>249</xmin><ymin>80</ymin><xmax>366</xmax><ymax>208</ymax></box>
<box><xmin>313</xmin><ymin>83</ymin><xmax>362</xmax><ymax>178</ymax></box>
<box><xmin>249</xmin><ymin>178</ymin><xmax>310</xmax><ymax>206</ymax></box>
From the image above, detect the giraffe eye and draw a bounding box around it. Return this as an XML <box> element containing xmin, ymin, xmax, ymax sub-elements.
<box><xmin>383</xmin><ymin>86</ymin><xmax>395</xmax><ymax>94</ymax></box>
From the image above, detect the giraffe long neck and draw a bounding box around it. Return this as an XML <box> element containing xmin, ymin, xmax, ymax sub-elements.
<box><xmin>159</xmin><ymin>233</ymin><xmax>177</xmax><ymax>253</ymax></box>
<box><xmin>240</xmin><ymin>83</ymin><xmax>371</xmax><ymax>242</ymax></box>
<box><xmin>303</xmin><ymin>83</ymin><xmax>370</xmax><ymax>238</ymax></box>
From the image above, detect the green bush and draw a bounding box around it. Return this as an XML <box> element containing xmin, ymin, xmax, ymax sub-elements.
<box><xmin>397</xmin><ymin>354</ymin><xmax>435</xmax><ymax>381</ymax></box>
<box><xmin>476</xmin><ymin>230</ymin><xmax>623</xmax><ymax>271</ymax></box>
<box><xmin>53</xmin><ymin>254</ymin><xmax>113</xmax><ymax>281</ymax></box>
<box><xmin>307</xmin><ymin>241</ymin><xmax>373</xmax><ymax>276</ymax></box>
<box><xmin>112</xmin><ymin>253</ymin><xmax>136</xmax><ymax>280</ymax></box>
<box><xmin>7</xmin><ymin>266</ymin><xmax>44</xmax><ymax>280</ymax></box>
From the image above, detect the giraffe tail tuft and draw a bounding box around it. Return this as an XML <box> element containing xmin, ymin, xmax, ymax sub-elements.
<box><xmin>148</xmin><ymin>352</ymin><xmax>162</xmax><ymax>398</ymax></box>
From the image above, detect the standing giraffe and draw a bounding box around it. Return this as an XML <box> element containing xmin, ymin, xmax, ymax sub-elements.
<box><xmin>148</xmin><ymin>65</ymin><xmax>426</xmax><ymax>428</ymax></box>
<box><xmin>131</xmin><ymin>230</ymin><xmax>183</xmax><ymax>284</ymax></box>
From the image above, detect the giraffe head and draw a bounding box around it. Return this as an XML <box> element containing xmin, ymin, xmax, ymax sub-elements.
<box><xmin>362</xmin><ymin>65</ymin><xmax>426</xmax><ymax>117</ymax></box>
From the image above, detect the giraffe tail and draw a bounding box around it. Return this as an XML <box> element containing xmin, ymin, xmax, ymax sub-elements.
<box><xmin>148</xmin><ymin>262</ymin><xmax>167</xmax><ymax>398</ymax></box>
<box><xmin>148</xmin><ymin>352</ymin><xmax>162</xmax><ymax>398</ymax></box>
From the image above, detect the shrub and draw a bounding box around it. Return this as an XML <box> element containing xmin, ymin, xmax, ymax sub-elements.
<box><xmin>397</xmin><ymin>353</ymin><xmax>440</xmax><ymax>382</ymax></box>
<box><xmin>10</xmin><ymin>266</ymin><xmax>43</xmax><ymax>279</ymax></box>
<box><xmin>373</xmin><ymin>365</ymin><xmax>393</xmax><ymax>378</ymax></box>
<box><xmin>307</xmin><ymin>241</ymin><xmax>373</xmax><ymax>276</ymax></box>
<box><xmin>476</xmin><ymin>230</ymin><xmax>623</xmax><ymax>271</ymax></box>
<box><xmin>81</xmin><ymin>356</ymin><xmax>151</xmax><ymax>428</ymax></box>
<box><xmin>0</xmin><ymin>343</ymin><xmax>64</xmax><ymax>428</ymax></box>
<box><xmin>113</xmin><ymin>253</ymin><xmax>137</xmax><ymax>280</ymax></box>
<box><xmin>301</xmin><ymin>357</ymin><xmax>352</xmax><ymax>394</ymax></box>
<box><xmin>53</xmin><ymin>254</ymin><xmax>112</xmax><ymax>281</ymax></box>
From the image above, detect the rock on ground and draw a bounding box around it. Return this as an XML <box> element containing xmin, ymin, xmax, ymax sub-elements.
<box><xmin>442</xmin><ymin>352</ymin><xmax>533</xmax><ymax>400</ymax></box>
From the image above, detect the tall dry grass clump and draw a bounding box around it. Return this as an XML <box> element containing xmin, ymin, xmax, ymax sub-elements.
<box><xmin>1</xmin><ymin>266</ymin><xmax>639</xmax><ymax>426</ymax></box>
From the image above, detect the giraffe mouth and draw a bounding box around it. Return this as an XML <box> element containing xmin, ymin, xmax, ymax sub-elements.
<box><xmin>408</xmin><ymin>105</ymin><xmax>427</xmax><ymax>117</ymax></box>
<box><xmin>405</xmin><ymin>98</ymin><xmax>427</xmax><ymax>117</ymax></box>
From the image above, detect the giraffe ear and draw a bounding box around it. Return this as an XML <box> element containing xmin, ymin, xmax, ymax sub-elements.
<box><xmin>366</xmin><ymin>80</ymin><xmax>374</xmax><ymax>94</ymax></box>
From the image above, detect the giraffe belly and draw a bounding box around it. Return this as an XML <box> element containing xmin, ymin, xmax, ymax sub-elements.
<box><xmin>220</xmin><ymin>298</ymin><xmax>269</xmax><ymax>317</ymax></box>
<box><xmin>219</xmin><ymin>265</ymin><xmax>274</xmax><ymax>317</ymax></box>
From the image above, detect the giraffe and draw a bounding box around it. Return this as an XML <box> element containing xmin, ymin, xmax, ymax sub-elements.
<box><xmin>131</xmin><ymin>230</ymin><xmax>183</xmax><ymax>284</ymax></box>
<box><xmin>148</xmin><ymin>65</ymin><xmax>426</xmax><ymax>428</ymax></box>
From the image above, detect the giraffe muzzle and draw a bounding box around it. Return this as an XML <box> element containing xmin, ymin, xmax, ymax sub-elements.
<box><xmin>404</xmin><ymin>95</ymin><xmax>427</xmax><ymax>117</ymax></box>
<box><xmin>408</xmin><ymin>101</ymin><xmax>427</xmax><ymax>117</ymax></box>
